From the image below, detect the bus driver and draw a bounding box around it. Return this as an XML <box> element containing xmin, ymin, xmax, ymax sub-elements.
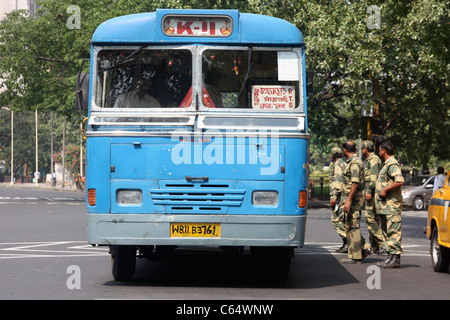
<box><xmin>113</xmin><ymin>74</ymin><xmax>161</xmax><ymax>108</ymax></box>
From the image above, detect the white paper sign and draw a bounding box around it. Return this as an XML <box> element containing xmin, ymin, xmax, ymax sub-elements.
<box><xmin>277</xmin><ymin>52</ymin><xmax>299</xmax><ymax>81</ymax></box>
<box><xmin>252</xmin><ymin>85</ymin><xmax>295</xmax><ymax>110</ymax></box>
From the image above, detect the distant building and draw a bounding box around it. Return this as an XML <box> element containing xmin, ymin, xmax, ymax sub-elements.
<box><xmin>0</xmin><ymin>0</ymin><xmax>37</xmax><ymax>20</ymax></box>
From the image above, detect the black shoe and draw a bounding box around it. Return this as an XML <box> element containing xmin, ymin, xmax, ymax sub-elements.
<box><xmin>341</xmin><ymin>257</ymin><xmax>362</xmax><ymax>264</ymax></box>
<box><xmin>379</xmin><ymin>254</ymin><xmax>400</xmax><ymax>268</ymax></box>
<box><xmin>335</xmin><ymin>241</ymin><xmax>348</xmax><ymax>253</ymax></box>
<box><xmin>373</xmin><ymin>247</ymin><xmax>387</xmax><ymax>255</ymax></box>
<box><xmin>377</xmin><ymin>254</ymin><xmax>391</xmax><ymax>267</ymax></box>
<box><xmin>362</xmin><ymin>248</ymin><xmax>372</xmax><ymax>260</ymax></box>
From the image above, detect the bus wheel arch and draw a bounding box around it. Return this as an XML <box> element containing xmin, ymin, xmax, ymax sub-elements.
<box><xmin>430</xmin><ymin>227</ymin><xmax>450</xmax><ymax>273</ymax></box>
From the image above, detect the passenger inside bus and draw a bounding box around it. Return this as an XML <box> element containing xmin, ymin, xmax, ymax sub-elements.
<box><xmin>201</xmin><ymin>50</ymin><xmax>299</xmax><ymax>110</ymax></box>
<box><xmin>113</xmin><ymin>74</ymin><xmax>161</xmax><ymax>108</ymax></box>
<box><xmin>96</xmin><ymin>49</ymin><xmax>192</xmax><ymax>109</ymax></box>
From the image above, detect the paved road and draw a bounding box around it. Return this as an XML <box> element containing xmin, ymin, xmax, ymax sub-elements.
<box><xmin>0</xmin><ymin>185</ymin><xmax>448</xmax><ymax>302</ymax></box>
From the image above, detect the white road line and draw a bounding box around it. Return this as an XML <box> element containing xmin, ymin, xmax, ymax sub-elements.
<box><xmin>0</xmin><ymin>240</ymin><xmax>430</xmax><ymax>259</ymax></box>
<box><xmin>0</xmin><ymin>202</ymin><xmax>83</xmax><ymax>205</ymax></box>
<box><xmin>0</xmin><ymin>241</ymin><xmax>108</xmax><ymax>260</ymax></box>
<box><xmin>297</xmin><ymin>242</ymin><xmax>430</xmax><ymax>257</ymax></box>
<box><xmin>0</xmin><ymin>196</ymin><xmax>84</xmax><ymax>202</ymax></box>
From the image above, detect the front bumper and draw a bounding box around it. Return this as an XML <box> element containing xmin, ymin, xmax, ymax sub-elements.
<box><xmin>402</xmin><ymin>194</ymin><xmax>413</xmax><ymax>206</ymax></box>
<box><xmin>87</xmin><ymin>213</ymin><xmax>306</xmax><ymax>247</ymax></box>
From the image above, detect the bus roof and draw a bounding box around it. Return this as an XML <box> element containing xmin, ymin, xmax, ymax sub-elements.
<box><xmin>92</xmin><ymin>9</ymin><xmax>304</xmax><ymax>46</ymax></box>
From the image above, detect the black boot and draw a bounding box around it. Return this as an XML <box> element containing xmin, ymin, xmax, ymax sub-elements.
<box><xmin>335</xmin><ymin>239</ymin><xmax>348</xmax><ymax>253</ymax></box>
<box><xmin>378</xmin><ymin>254</ymin><xmax>401</xmax><ymax>268</ymax></box>
<box><xmin>373</xmin><ymin>246</ymin><xmax>386</xmax><ymax>255</ymax></box>
<box><xmin>383</xmin><ymin>254</ymin><xmax>400</xmax><ymax>268</ymax></box>
<box><xmin>340</xmin><ymin>257</ymin><xmax>361</xmax><ymax>264</ymax></box>
<box><xmin>362</xmin><ymin>248</ymin><xmax>372</xmax><ymax>260</ymax></box>
<box><xmin>377</xmin><ymin>254</ymin><xmax>391</xmax><ymax>267</ymax></box>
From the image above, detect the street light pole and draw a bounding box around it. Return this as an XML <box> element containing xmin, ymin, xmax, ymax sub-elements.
<box><xmin>1</xmin><ymin>107</ymin><xmax>13</xmax><ymax>185</ymax></box>
<box><xmin>35</xmin><ymin>109</ymin><xmax>38</xmax><ymax>187</ymax></box>
<box><xmin>62</xmin><ymin>117</ymin><xmax>66</xmax><ymax>188</ymax></box>
<box><xmin>11</xmin><ymin>110</ymin><xmax>13</xmax><ymax>186</ymax></box>
<box><xmin>50</xmin><ymin>111</ymin><xmax>53</xmax><ymax>177</ymax></box>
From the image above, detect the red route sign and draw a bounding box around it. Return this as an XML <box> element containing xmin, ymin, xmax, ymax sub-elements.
<box><xmin>162</xmin><ymin>15</ymin><xmax>232</xmax><ymax>37</ymax></box>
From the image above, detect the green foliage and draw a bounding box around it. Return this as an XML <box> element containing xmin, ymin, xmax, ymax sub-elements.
<box><xmin>297</xmin><ymin>0</ymin><xmax>449</xmax><ymax>167</ymax></box>
<box><xmin>53</xmin><ymin>144</ymin><xmax>84</xmax><ymax>174</ymax></box>
<box><xmin>0</xmin><ymin>110</ymin><xmax>36</xmax><ymax>173</ymax></box>
<box><xmin>0</xmin><ymin>0</ymin><xmax>448</xmax><ymax>171</ymax></box>
<box><xmin>0</xmin><ymin>109</ymin><xmax>82</xmax><ymax>175</ymax></box>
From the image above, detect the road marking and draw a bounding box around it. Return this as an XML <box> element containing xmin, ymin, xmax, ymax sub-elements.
<box><xmin>0</xmin><ymin>195</ymin><xmax>84</xmax><ymax>206</ymax></box>
<box><xmin>0</xmin><ymin>241</ymin><xmax>108</xmax><ymax>260</ymax></box>
<box><xmin>0</xmin><ymin>241</ymin><xmax>430</xmax><ymax>259</ymax></box>
<box><xmin>298</xmin><ymin>242</ymin><xmax>430</xmax><ymax>257</ymax></box>
<box><xmin>0</xmin><ymin>202</ymin><xmax>83</xmax><ymax>205</ymax></box>
<box><xmin>0</xmin><ymin>196</ymin><xmax>84</xmax><ymax>202</ymax></box>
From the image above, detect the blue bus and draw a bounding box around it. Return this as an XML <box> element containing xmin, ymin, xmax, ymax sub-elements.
<box><xmin>79</xmin><ymin>9</ymin><xmax>309</xmax><ymax>282</ymax></box>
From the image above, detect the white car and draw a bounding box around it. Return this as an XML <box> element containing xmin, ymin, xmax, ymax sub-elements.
<box><xmin>402</xmin><ymin>175</ymin><xmax>435</xmax><ymax>210</ymax></box>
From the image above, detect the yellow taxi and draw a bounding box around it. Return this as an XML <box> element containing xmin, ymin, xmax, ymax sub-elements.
<box><xmin>426</xmin><ymin>170</ymin><xmax>450</xmax><ymax>272</ymax></box>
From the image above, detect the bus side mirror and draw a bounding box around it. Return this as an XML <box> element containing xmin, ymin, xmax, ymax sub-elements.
<box><xmin>75</xmin><ymin>72</ymin><xmax>90</xmax><ymax>111</ymax></box>
<box><xmin>306</xmin><ymin>70</ymin><xmax>313</xmax><ymax>96</ymax></box>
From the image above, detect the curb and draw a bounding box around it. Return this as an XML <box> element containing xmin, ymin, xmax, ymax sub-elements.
<box><xmin>0</xmin><ymin>182</ymin><xmax>84</xmax><ymax>193</ymax></box>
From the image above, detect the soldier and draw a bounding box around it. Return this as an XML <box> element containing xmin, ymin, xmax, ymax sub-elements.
<box><xmin>361</xmin><ymin>141</ymin><xmax>385</xmax><ymax>254</ymax></box>
<box><xmin>340</xmin><ymin>141</ymin><xmax>371</xmax><ymax>264</ymax></box>
<box><xmin>329</xmin><ymin>147</ymin><xmax>347</xmax><ymax>252</ymax></box>
<box><xmin>375</xmin><ymin>141</ymin><xmax>405</xmax><ymax>268</ymax></box>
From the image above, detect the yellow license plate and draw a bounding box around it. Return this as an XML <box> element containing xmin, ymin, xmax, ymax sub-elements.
<box><xmin>170</xmin><ymin>223</ymin><xmax>221</xmax><ymax>238</ymax></box>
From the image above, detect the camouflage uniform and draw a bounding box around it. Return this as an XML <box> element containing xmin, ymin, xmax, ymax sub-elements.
<box><xmin>363</xmin><ymin>149</ymin><xmax>384</xmax><ymax>251</ymax></box>
<box><xmin>340</xmin><ymin>154</ymin><xmax>368</xmax><ymax>260</ymax></box>
<box><xmin>375</xmin><ymin>156</ymin><xmax>404</xmax><ymax>255</ymax></box>
<box><xmin>330</xmin><ymin>156</ymin><xmax>346</xmax><ymax>240</ymax></box>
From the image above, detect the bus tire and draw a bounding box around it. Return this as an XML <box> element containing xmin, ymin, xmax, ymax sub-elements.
<box><xmin>111</xmin><ymin>245</ymin><xmax>136</xmax><ymax>281</ymax></box>
<box><xmin>431</xmin><ymin>227</ymin><xmax>450</xmax><ymax>273</ymax></box>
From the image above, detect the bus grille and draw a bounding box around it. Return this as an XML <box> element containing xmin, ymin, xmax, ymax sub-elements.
<box><xmin>150</xmin><ymin>183</ymin><xmax>245</xmax><ymax>214</ymax></box>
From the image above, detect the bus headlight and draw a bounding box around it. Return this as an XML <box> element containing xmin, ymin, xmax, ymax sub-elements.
<box><xmin>117</xmin><ymin>189</ymin><xmax>142</xmax><ymax>205</ymax></box>
<box><xmin>252</xmin><ymin>191</ymin><xmax>278</xmax><ymax>206</ymax></box>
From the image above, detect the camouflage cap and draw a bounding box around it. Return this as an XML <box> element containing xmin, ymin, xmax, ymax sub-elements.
<box><xmin>362</xmin><ymin>140</ymin><xmax>374</xmax><ymax>151</ymax></box>
<box><xmin>331</xmin><ymin>147</ymin><xmax>342</xmax><ymax>156</ymax></box>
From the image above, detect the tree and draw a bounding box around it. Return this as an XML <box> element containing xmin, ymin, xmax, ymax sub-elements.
<box><xmin>0</xmin><ymin>108</ymin><xmax>82</xmax><ymax>177</ymax></box>
<box><xmin>374</xmin><ymin>0</ymin><xmax>450</xmax><ymax>164</ymax></box>
<box><xmin>0</xmin><ymin>0</ymin><xmax>448</xmax><ymax>171</ymax></box>
<box><xmin>0</xmin><ymin>0</ymin><xmax>118</xmax><ymax>116</ymax></box>
<box><xmin>53</xmin><ymin>144</ymin><xmax>84</xmax><ymax>175</ymax></box>
<box><xmin>294</xmin><ymin>0</ymin><xmax>449</xmax><ymax>166</ymax></box>
<box><xmin>0</xmin><ymin>110</ymin><xmax>35</xmax><ymax>175</ymax></box>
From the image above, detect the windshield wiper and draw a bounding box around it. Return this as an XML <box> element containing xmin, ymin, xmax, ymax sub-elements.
<box><xmin>99</xmin><ymin>45</ymin><xmax>148</xmax><ymax>72</ymax></box>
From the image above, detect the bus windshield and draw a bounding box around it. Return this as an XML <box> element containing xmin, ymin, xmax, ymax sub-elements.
<box><xmin>202</xmin><ymin>49</ymin><xmax>300</xmax><ymax>110</ymax></box>
<box><xmin>95</xmin><ymin>48</ymin><xmax>192</xmax><ymax>109</ymax></box>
